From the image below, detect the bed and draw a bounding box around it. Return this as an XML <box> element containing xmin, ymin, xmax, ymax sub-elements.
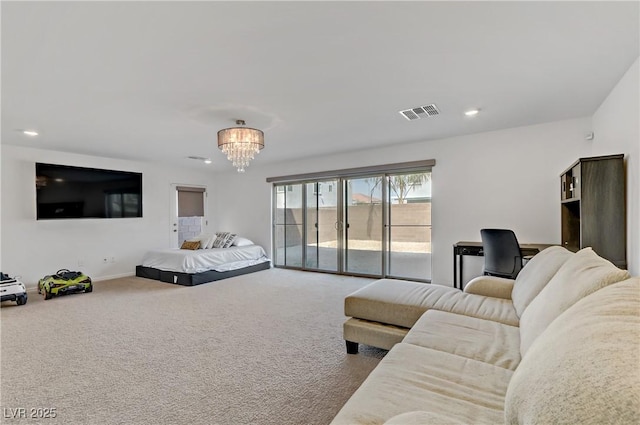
<box><xmin>136</xmin><ymin>244</ymin><xmax>271</xmax><ymax>286</ymax></box>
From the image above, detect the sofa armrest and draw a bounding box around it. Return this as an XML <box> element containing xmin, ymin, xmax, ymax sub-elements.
<box><xmin>463</xmin><ymin>276</ymin><xmax>515</xmax><ymax>299</ymax></box>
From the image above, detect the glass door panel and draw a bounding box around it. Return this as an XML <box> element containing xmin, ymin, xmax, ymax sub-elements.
<box><xmin>344</xmin><ymin>177</ymin><xmax>383</xmax><ymax>276</ymax></box>
<box><xmin>305</xmin><ymin>183</ymin><xmax>318</xmax><ymax>268</ymax></box>
<box><xmin>305</xmin><ymin>181</ymin><xmax>339</xmax><ymax>271</ymax></box>
<box><xmin>274</xmin><ymin>184</ymin><xmax>303</xmax><ymax>267</ymax></box>
<box><xmin>387</xmin><ymin>172</ymin><xmax>432</xmax><ymax>280</ymax></box>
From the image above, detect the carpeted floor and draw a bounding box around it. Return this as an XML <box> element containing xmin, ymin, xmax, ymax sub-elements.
<box><xmin>0</xmin><ymin>269</ymin><xmax>386</xmax><ymax>425</ymax></box>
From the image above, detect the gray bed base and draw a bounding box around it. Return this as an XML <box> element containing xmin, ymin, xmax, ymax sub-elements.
<box><xmin>135</xmin><ymin>261</ymin><xmax>271</xmax><ymax>286</ymax></box>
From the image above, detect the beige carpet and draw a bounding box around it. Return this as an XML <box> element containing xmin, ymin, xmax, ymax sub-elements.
<box><xmin>0</xmin><ymin>269</ymin><xmax>385</xmax><ymax>425</ymax></box>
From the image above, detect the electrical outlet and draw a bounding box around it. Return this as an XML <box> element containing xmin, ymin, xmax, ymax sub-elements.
<box><xmin>102</xmin><ymin>258</ymin><xmax>108</xmax><ymax>263</ymax></box>
<box><xmin>78</xmin><ymin>259</ymin><xmax>84</xmax><ymax>267</ymax></box>
<box><xmin>110</xmin><ymin>257</ymin><xmax>116</xmax><ymax>263</ymax></box>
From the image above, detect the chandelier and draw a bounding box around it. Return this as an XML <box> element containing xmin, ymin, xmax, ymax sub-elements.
<box><xmin>217</xmin><ymin>119</ymin><xmax>264</xmax><ymax>172</ymax></box>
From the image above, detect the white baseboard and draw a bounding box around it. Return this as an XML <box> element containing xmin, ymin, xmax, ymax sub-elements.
<box><xmin>93</xmin><ymin>272</ymin><xmax>136</xmax><ymax>282</ymax></box>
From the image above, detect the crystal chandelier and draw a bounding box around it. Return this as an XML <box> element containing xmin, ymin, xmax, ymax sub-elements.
<box><xmin>217</xmin><ymin>119</ymin><xmax>264</xmax><ymax>172</ymax></box>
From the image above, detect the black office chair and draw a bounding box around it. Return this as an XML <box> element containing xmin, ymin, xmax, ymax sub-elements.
<box><xmin>480</xmin><ymin>229</ymin><xmax>523</xmax><ymax>280</ymax></box>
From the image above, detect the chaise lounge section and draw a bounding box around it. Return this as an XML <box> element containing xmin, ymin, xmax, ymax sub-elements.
<box><xmin>333</xmin><ymin>247</ymin><xmax>639</xmax><ymax>424</ymax></box>
<box><xmin>343</xmin><ymin>245</ymin><xmax>573</xmax><ymax>353</ymax></box>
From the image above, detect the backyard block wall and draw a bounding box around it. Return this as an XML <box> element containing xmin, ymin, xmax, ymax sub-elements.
<box><xmin>277</xmin><ymin>203</ymin><xmax>431</xmax><ymax>248</ymax></box>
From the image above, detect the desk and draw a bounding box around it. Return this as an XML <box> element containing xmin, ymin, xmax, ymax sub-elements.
<box><xmin>453</xmin><ymin>241</ymin><xmax>555</xmax><ymax>290</ymax></box>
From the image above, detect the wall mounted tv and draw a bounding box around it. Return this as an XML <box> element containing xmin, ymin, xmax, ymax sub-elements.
<box><xmin>36</xmin><ymin>163</ymin><xmax>142</xmax><ymax>220</ymax></box>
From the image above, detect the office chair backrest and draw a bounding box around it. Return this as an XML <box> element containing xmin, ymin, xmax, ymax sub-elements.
<box><xmin>481</xmin><ymin>228</ymin><xmax>523</xmax><ymax>279</ymax></box>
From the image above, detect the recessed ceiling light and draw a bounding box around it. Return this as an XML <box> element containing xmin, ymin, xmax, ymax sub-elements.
<box><xmin>464</xmin><ymin>109</ymin><xmax>480</xmax><ymax>116</ymax></box>
<box><xmin>204</xmin><ymin>159</ymin><xmax>212</xmax><ymax>164</ymax></box>
<box><xmin>23</xmin><ymin>130</ymin><xmax>39</xmax><ymax>136</ymax></box>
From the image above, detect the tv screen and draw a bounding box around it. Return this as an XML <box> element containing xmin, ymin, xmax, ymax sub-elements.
<box><xmin>36</xmin><ymin>163</ymin><xmax>142</xmax><ymax>220</ymax></box>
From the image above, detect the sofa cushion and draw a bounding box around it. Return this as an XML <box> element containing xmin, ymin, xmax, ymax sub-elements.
<box><xmin>404</xmin><ymin>310</ymin><xmax>521</xmax><ymax>370</ymax></box>
<box><xmin>510</xmin><ymin>245</ymin><xmax>573</xmax><ymax>317</ymax></box>
<box><xmin>331</xmin><ymin>343</ymin><xmax>513</xmax><ymax>425</ymax></box>
<box><xmin>505</xmin><ymin>278</ymin><xmax>640</xmax><ymax>425</ymax></box>
<box><xmin>384</xmin><ymin>411</ymin><xmax>466</xmax><ymax>424</ymax></box>
<box><xmin>345</xmin><ymin>279</ymin><xmax>519</xmax><ymax>328</ymax></box>
<box><xmin>519</xmin><ymin>247</ymin><xmax>630</xmax><ymax>355</ymax></box>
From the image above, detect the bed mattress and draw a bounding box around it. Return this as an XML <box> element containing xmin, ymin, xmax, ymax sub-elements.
<box><xmin>141</xmin><ymin>245</ymin><xmax>269</xmax><ymax>274</ymax></box>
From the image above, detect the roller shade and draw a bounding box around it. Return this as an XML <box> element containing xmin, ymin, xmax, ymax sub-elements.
<box><xmin>177</xmin><ymin>187</ymin><xmax>205</xmax><ymax>217</ymax></box>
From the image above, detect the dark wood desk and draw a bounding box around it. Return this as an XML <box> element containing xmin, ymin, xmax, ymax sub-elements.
<box><xmin>453</xmin><ymin>241</ymin><xmax>555</xmax><ymax>290</ymax></box>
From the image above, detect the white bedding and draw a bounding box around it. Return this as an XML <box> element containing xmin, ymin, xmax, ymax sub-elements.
<box><xmin>141</xmin><ymin>245</ymin><xmax>270</xmax><ymax>274</ymax></box>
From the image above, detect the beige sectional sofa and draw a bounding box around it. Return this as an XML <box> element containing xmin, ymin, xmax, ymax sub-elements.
<box><xmin>332</xmin><ymin>247</ymin><xmax>639</xmax><ymax>424</ymax></box>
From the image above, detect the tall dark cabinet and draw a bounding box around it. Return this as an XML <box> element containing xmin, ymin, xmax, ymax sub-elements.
<box><xmin>560</xmin><ymin>154</ymin><xmax>626</xmax><ymax>269</ymax></box>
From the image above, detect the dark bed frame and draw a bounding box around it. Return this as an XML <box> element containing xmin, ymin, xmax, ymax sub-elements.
<box><xmin>135</xmin><ymin>261</ymin><xmax>271</xmax><ymax>286</ymax></box>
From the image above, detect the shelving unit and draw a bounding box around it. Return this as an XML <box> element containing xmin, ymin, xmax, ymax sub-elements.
<box><xmin>560</xmin><ymin>154</ymin><xmax>626</xmax><ymax>268</ymax></box>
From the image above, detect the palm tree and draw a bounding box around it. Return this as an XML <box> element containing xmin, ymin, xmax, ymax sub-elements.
<box><xmin>390</xmin><ymin>173</ymin><xmax>430</xmax><ymax>204</ymax></box>
<box><xmin>366</xmin><ymin>173</ymin><xmax>430</xmax><ymax>204</ymax></box>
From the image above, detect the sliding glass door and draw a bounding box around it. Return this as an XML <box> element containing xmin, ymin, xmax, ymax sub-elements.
<box><xmin>305</xmin><ymin>180</ymin><xmax>339</xmax><ymax>272</ymax></box>
<box><xmin>386</xmin><ymin>172</ymin><xmax>432</xmax><ymax>280</ymax></box>
<box><xmin>344</xmin><ymin>176</ymin><xmax>383</xmax><ymax>276</ymax></box>
<box><xmin>272</xmin><ymin>168</ymin><xmax>432</xmax><ymax>282</ymax></box>
<box><xmin>274</xmin><ymin>184</ymin><xmax>303</xmax><ymax>267</ymax></box>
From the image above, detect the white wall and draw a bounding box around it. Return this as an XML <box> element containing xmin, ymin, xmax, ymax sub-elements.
<box><xmin>213</xmin><ymin>117</ymin><xmax>594</xmax><ymax>287</ymax></box>
<box><xmin>592</xmin><ymin>57</ymin><xmax>640</xmax><ymax>276</ymax></box>
<box><xmin>1</xmin><ymin>145</ymin><xmax>217</xmax><ymax>286</ymax></box>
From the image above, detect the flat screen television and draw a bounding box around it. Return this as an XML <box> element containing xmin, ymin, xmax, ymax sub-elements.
<box><xmin>36</xmin><ymin>163</ymin><xmax>142</xmax><ymax>220</ymax></box>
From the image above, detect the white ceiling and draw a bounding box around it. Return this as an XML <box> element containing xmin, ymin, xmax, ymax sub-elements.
<box><xmin>2</xmin><ymin>1</ymin><xmax>639</xmax><ymax>171</ymax></box>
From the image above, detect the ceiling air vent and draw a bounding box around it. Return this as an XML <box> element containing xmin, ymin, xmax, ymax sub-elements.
<box><xmin>400</xmin><ymin>109</ymin><xmax>419</xmax><ymax>120</ymax></box>
<box><xmin>399</xmin><ymin>103</ymin><xmax>440</xmax><ymax>121</ymax></box>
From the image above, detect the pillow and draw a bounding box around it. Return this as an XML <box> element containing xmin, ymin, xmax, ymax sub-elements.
<box><xmin>518</xmin><ymin>247</ymin><xmax>630</xmax><ymax>356</ymax></box>
<box><xmin>223</xmin><ymin>233</ymin><xmax>237</xmax><ymax>248</ymax></box>
<box><xmin>511</xmin><ymin>246</ymin><xmax>574</xmax><ymax>317</ymax></box>
<box><xmin>203</xmin><ymin>234</ymin><xmax>216</xmax><ymax>249</ymax></box>
<box><xmin>180</xmin><ymin>240</ymin><xmax>200</xmax><ymax>250</ymax></box>
<box><xmin>191</xmin><ymin>233</ymin><xmax>214</xmax><ymax>249</ymax></box>
<box><xmin>233</xmin><ymin>237</ymin><xmax>254</xmax><ymax>247</ymax></box>
<box><xmin>212</xmin><ymin>232</ymin><xmax>234</xmax><ymax>248</ymax></box>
